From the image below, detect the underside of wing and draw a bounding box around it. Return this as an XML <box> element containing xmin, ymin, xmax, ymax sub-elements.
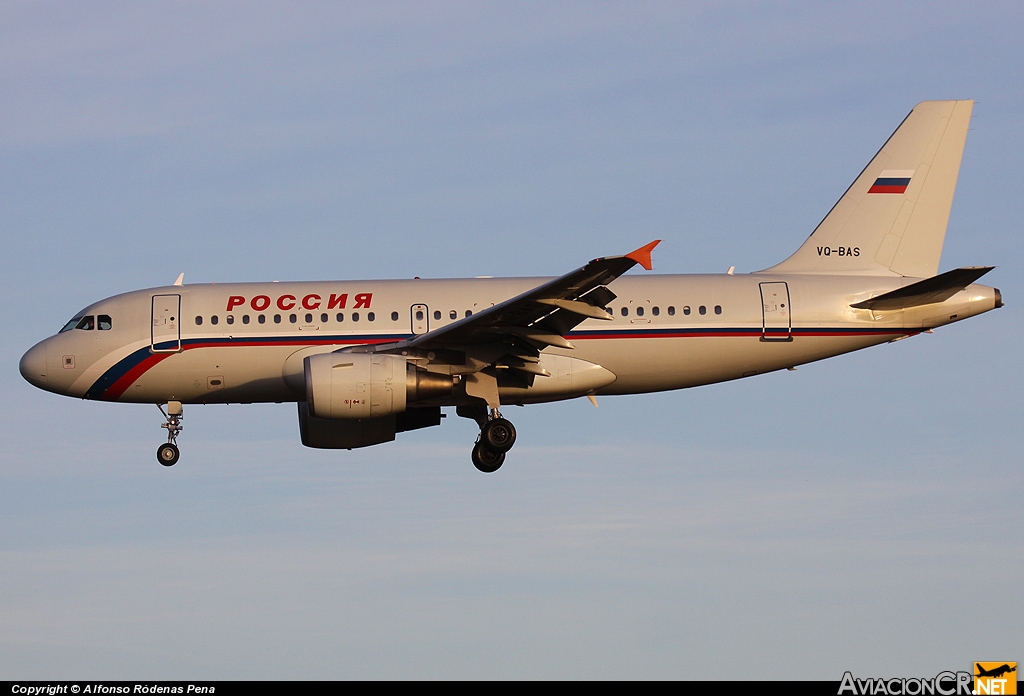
<box><xmin>404</xmin><ymin>239</ymin><xmax>661</xmax><ymax>350</ymax></box>
<box><xmin>343</xmin><ymin>241</ymin><xmax>660</xmax><ymax>406</ymax></box>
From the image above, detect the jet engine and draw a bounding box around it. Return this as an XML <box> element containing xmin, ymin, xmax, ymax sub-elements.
<box><xmin>297</xmin><ymin>401</ymin><xmax>443</xmax><ymax>449</ymax></box>
<box><xmin>303</xmin><ymin>352</ymin><xmax>453</xmax><ymax>419</ymax></box>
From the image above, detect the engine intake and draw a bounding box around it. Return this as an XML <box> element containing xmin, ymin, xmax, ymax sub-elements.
<box><xmin>304</xmin><ymin>352</ymin><xmax>452</xmax><ymax>419</ymax></box>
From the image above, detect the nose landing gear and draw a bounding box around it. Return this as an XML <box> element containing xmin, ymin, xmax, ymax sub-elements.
<box><xmin>461</xmin><ymin>405</ymin><xmax>517</xmax><ymax>473</ymax></box>
<box><xmin>156</xmin><ymin>401</ymin><xmax>183</xmax><ymax>467</ymax></box>
<box><xmin>157</xmin><ymin>443</ymin><xmax>179</xmax><ymax>466</ymax></box>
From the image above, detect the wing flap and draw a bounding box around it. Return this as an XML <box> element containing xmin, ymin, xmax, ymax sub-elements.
<box><xmin>535</xmin><ymin>298</ymin><xmax>614</xmax><ymax>320</ymax></box>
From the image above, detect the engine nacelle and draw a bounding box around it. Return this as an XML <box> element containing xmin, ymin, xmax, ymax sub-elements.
<box><xmin>297</xmin><ymin>402</ymin><xmax>443</xmax><ymax>449</ymax></box>
<box><xmin>304</xmin><ymin>352</ymin><xmax>453</xmax><ymax>419</ymax></box>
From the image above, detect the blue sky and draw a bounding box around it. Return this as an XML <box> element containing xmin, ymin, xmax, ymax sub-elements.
<box><xmin>1</xmin><ymin>1</ymin><xmax>1021</xmax><ymax>679</ymax></box>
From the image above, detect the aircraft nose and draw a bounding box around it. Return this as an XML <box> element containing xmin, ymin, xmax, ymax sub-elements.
<box><xmin>20</xmin><ymin>342</ymin><xmax>48</xmax><ymax>388</ymax></box>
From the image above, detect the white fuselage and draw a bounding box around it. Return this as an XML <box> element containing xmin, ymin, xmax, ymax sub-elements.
<box><xmin>20</xmin><ymin>272</ymin><xmax>1000</xmax><ymax>407</ymax></box>
<box><xmin>17</xmin><ymin>101</ymin><xmax>1000</xmax><ymax>467</ymax></box>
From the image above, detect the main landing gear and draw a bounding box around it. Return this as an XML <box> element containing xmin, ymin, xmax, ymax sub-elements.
<box><xmin>156</xmin><ymin>401</ymin><xmax>183</xmax><ymax>467</ymax></box>
<box><xmin>461</xmin><ymin>406</ymin><xmax>517</xmax><ymax>473</ymax></box>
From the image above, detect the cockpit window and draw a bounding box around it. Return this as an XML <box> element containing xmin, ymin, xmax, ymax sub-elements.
<box><xmin>75</xmin><ymin>316</ymin><xmax>95</xmax><ymax>331</ymax></box>
<box><xmin>98</xmin><ymin>315</ymin><xmax>112</xmax><ymax>330</ymax></box>
<box><xmin>60</xmin><ymin>316</ymin><xmax>82</xmax><ymax>333</ymax></box>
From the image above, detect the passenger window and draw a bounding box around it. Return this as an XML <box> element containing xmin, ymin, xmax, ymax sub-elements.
<box><xmin>636</xmin><ymin>306</ymin><xmax>644</xmax><ymax>317</ymax></box>
<box><xmin>98</xmin><ymin>315</ymin><xmax>112</xmax><ymax>330</ymax></box>
<box><xmin>715</xmin><ymin>305</ymin><xmax>722</xmax><ymax>315</ymax></box>
<box><xmin>683</xmin><ymin>306</ymin><xmax>691</xmax><ymax>315</ymax></box>
<box><xmin>320</xmin><ymin>313</ymin><xmax>328</xmax><ymax>323</ymax></box>
<box><xmin>226</xmin><ymin>315</ymin><xmax>234</xmax><ymax>325</ymax></box>
<box><xmin>289</xmin><ymin>314</ymin><xmax>297</xmax><ymax>323</ymax></box>
<box><xmin>668</xmin><ymin>306</ymin><xmax>675</xmax><ymax>316</ymax></box>
<box><xmin>368</xmin><ymin>312</ymin><xmax>375</xmax><ymax>321</ymax></box>
<box><xmin>416</xmin><ymin>310</ymin><xmax>424</xmax><ymax>321</ymax></box>
<box><xmin>465</xmin><ymin>310</ymin><xmax>472</xmax><ymax>317</ymax></box>
<box><xmin>274</xmin><ymin>314</ymin><xmax>281</xmax><ymax>324</ymax></box>
<box><xmin>433</xmin><ymin>310</ymin><xmax>441</xmax><ymax>320</ymax></box>
<box><xmin>336</xmin><ymin>313</ymin><xmax>344</xmax><ymax>322</ymax></box>
<box><xmin>620</xmin><ymin>307</ymin><xmax>628</xmax><ymax>317</ymax></box>
<box><xmin>211</xmin><ymin>315</ymin><xmax>219</xmax><ymax>325</ymax></box>
<box><xmin>243</xmin><ymin>315</ymin><xmax>250</xmax><ymax>324</ymax></box>
<box><xmin>258</xmin><ymin>315</ymin><xmax>266</xmax><ymax>324</ymax></box>
<box><xmin>699</xmin><ymin>306</ymin><xmax>706</xmax><ymax>315</ymax></box>
<box><xmin>391</xmin><ymin>311</ymin><xmax>399</xmax><ymax>321</ymax></box>
<box><xmin>449</xmin><ymin>310</ymin><xmax>457</xmax><ymax>320</ymax></box>
<box><xmin>194</xmin><ymin>316</ymin><xmax>203</xmax><ymax>326</ymax></box>
<box><xmin>652</xmin><ymin>307</ymin><xmax>659</xmax><ymax>317</ymax></box>
<box><xmin>352</xmin><ymin>312</ymin><xmax>360</xmax><ymax>322</ymax></box>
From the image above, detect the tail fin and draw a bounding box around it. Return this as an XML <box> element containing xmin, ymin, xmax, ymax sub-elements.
<box><xmin>763</xmin><ymin>100</ymin><xmax>973</xmax><ymax>277</ymax></box>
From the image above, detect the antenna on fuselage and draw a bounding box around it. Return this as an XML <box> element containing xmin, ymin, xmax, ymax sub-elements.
<box><xmin>173</xmin><ymin>273</ymin><xmax>184</xmax><ymax>286</ymax></box>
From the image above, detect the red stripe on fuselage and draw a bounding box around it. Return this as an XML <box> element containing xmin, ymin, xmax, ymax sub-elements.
<box><xmin>102</xmin><ymin>352</ymin><xmax>173</xmax><ymax>399</ymax></box>
<box><xmin>98</xmin><ymin>337</ymin><xmax>398</xmax><ymax>399</ymax></box>
<box><xmin>96</xmin><ymin>330</ymin><xmax>913</xmax><ymax>399</ymax></box>
<box><xmin>572</xmin><ymin>331</ymin><xmax>763</xmax><ymax>340</ymax></box>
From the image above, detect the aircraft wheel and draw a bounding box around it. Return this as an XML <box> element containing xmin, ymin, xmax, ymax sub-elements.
<box><xmin>472</xmin><ymin>442</ymin><xmax>505</xmax><ymax>473</ymax></box>
<box><xmin>157</xmin><ymin>443</ymin><xmax>180</xmax><ymax>467</ymax></box>
<box><xmin>481</xmin><ymin>418</ymin><xmax>516</xmax><ymax>453</ymax></box>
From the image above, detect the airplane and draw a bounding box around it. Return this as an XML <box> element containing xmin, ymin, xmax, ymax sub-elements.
<box><xmin>19</xmin><ymin>100</ymin><xmax>1002</xmax><ymax>473</ymax></box>
<box><xmin>975</xmin><ymin>664</ymin><xmax>1016</xmax><ymax>679</ymax></box>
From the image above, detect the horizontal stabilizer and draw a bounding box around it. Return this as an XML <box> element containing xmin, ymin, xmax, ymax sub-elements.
<box><xmin>851</xmin><ymin>266</ymin><xmax>994</xmax><ymax>310</ymax></box>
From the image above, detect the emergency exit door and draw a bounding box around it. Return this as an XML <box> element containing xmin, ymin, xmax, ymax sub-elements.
<box><xmin>759</xmin><ymin>282</ymin><xmax>791</xmax><ymax>341</ymax></box>
<box><xmin>152</xmin><ymin>294</ymin><xmax>181</xmax><ymax>352</ymax></box>
<box><xmin>410</xmin><ymin>304</ymin><xmax>429</xmax><ymax>335</ymax></box>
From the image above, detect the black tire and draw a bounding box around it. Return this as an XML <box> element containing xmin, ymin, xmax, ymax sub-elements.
<box><xmin>472</xmin><ymin>442</ymin><xmax>505</xmax><ymax>473</ymax></box>
<box><xmin>157</xmin><ymin>443</ymin><xmax>180</xmax><ymax>467</ymax></box>
<box><xmin>481</xmin><ymin>418</ymin><xmax>516</xmax><ymax>453</ymax></box>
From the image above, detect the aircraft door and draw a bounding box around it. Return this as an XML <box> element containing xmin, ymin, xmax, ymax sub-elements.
<box><xmin>152</xmin><ymin>294</ymin><xmax>181</xmax><ymax>352</ymax></box>
<box><xmin>411</xmin><ymin>304</ymin><xmax>429</xmax><ymax>335</ymax></box>
<box><xmin>759</xmin><ymin>282</ymin><xmax>791</xmax><ymax>341</ymax></box>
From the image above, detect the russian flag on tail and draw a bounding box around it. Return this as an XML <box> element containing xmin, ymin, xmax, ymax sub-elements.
<box><xmin>868</xmin><ymin>169</ymin><xmax>914</xmax><ymax>194</ymax></box>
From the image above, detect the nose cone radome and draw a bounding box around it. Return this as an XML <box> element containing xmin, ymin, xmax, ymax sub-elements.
<box><xmin>20</xmin><ymin>342</ymin><xmax>48</xmax><ymax>388</ymax></box>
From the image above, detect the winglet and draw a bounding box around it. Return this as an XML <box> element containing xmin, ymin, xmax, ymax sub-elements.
<box><xmin>625</xmin><ymin>240</ymin><xmax>661</xmax><ymax>271</ymax></box>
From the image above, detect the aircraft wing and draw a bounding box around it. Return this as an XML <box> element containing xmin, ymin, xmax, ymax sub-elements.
<box><xmin>403</xmin><ymin>240</ymin><xmax>660</xmax><ymax>351</ymax></box>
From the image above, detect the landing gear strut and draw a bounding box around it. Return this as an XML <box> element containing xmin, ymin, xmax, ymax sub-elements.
<box><xmin>460</xmin><ymin>405</ymin><xmax>517</xmax><ymax>473</ymax></box>
<box><xmin>156</xmin><ymin>401</ymin><xmax>183</xmax><ymax>467</ymax></box>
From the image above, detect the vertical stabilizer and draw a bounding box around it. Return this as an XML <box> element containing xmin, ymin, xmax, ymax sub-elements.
<box><xmin>763</xmin><ymin>100</ymin><xmax>973</xmax><ymax>277</ymax></box>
